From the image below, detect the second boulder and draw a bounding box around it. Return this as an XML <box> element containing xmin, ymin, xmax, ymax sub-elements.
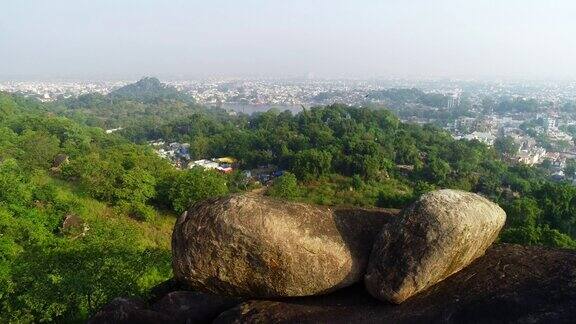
<box><xmin>365</xmin><ymin>189</ymin><xmax>506</xmax><ymax>304</ymax></box>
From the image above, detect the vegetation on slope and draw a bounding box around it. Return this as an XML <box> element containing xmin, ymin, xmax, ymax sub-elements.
<box><xmin>2</xmin><ymin>78</ymin><xmax>576</xmax><ymax>322</ymax></box>
<box><xmin>0</xmin><ymin>92</ymin><xmax>231</xmax><ymax>322</ymax></box>
<box><xmin>111</xmin><ymin>94</ymin><xmax>576</xmax><ymax>248</ymax></box>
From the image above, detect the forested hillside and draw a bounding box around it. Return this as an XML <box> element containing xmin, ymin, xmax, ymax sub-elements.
<box><xmin>1</xmin><ymin>81</ymin><xmax>576</xmax><ymax>322</ymax></box>
<box><xmin>47</xmin><ymin>77</ymin><xmax>216</xmax><ymax>130</ymax></box>
<box><xmin>0</xmin><ymin>92</ymin><xmax>232</xmax><ymax>322</ymax></box>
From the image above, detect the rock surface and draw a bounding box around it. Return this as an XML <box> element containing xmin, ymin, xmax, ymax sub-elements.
<box><xmin>214</xmin><ymin>244</ymin><xmax>576</xmax><ymax>324</ymax></box>
<box><xmin>151</xmin><ymin>291</ymin><xmax>241</xmax><ymax>323</ymax></box>
<box><xmin>172</xmin><ymin>193</ymin><xmax>399</xmax><ymax>297</ymax></box>
<box><xmin>147</xmin><ymin>277</ymin><xmax>195</xmax><ymax>304</ymax></box>
<box><xmin>89</xmin><ymin>290</ymin><xmax>241</xmax><ymax>324</ymax></box>
<box><xmin>87</xmin><ymin>298</ymin><xmax>171</xmax><ymax>324</ymax></box>
<box><xmin>365</xmin><ymin>189</ymin><xmax>506</xmax><ymax>303</ymax></box>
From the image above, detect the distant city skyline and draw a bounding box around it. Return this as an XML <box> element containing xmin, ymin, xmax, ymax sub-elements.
<box><xmin>2</xmin><ymin>1</ymin><xmax>576</xmax><ymax>80</ymax></box>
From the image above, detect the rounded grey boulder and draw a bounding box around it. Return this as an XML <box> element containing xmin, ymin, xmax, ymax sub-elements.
<box><xmin>172</xmin><ymin>193</ymin><xmax>398</xmax><ymax>298</ymax></box>
<box><xmin>365</xmin><ymin>189</ymin><xmax>506</xmax><ymax>304</ymax></box>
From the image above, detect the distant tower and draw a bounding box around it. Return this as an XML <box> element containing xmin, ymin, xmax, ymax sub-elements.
<box><xmin>447</xmin><ymin>93</ymin><xmax>460</xmax><ymax>109</ymax></box>
<box><xmin>545</xmin><ymin>117</ymin><xmax>556</xmax><ymax>131</ymax></box>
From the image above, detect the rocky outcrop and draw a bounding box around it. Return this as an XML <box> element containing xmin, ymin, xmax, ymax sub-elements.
<box><xmin>91</xmin><ymin>190</ymin><xmax>576</xmax><ymax>323</ymax></box>
<box><xmin>89</xmin><ymin>290</ymin><xmax>241</xmax><ymax>324</ymax></box>
<box><xmin>147</xmin><ymin>278</ymin><xmax>195</xmax><ymax>304</ymax></box>
<box><xmin>60</xmin><ymin>214</ymin><xmax>88</xmax><ymax>237</ymax></box>
<box><xmin>52</xmin><ymin>153</ymin><xmax>69</xmax><ymax>169</ymax></box>
<box><xmin>214</xmin><ymin>244</ymin><xmax>576</xmax><ymax>323</ymax></box>
<box><xmin>87</xmin><ymin>298</ymin><xmax>172</xmax><ymax>324</ymax></box>
<box><xmin>172</xmin><ymin>193</ymin><xmax>399</xmax><ymax>297</ymax></box>
<box><xmin>365</xmin><ymin>189</ymin><xmax>506</xmax><ymax>303</ymax></box>
<box><xmin>50</xmin><ymin>153</ymin><xmax>69</xmax><ymax>174</ymax></box>
<box><xmin>151</xmin><ymin>291</ymin><xmax>241</xmax><ymax>323</ymax></box>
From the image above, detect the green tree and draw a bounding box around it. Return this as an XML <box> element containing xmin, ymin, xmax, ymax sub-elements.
<box><xmin>291</xmin><ymin>149</ymin><xmax>332</xmax><ymax>181</ymax></box>
<box><xmin>413</xmin><ymin>181</ymin><xmax>436</xmax><ymax>198</ymax></box>
<box><xmin>64</xmin><ymin>153</ymin><xmax>122</xmax><ymax>202</ymax></box>
<box><xmin>268</xmin><ymin>172</ymin><xmax>300</xmax><ymax>200</ymax></box>
<box><xmin>169</xmin><ymin>168</ymin><xmax>229</xmax><ymax>213</ymax></box>
<box><xmin>115</xmin><ymin>168</ymin><xmax>157</xmax><ymax>221</ymax></box>
<box><xmin>500</xmin><ymin>227</ymin><xmax>540</xmax><ymax>245</ymax></box>
<box><xmin>423</xmin><ymin>157</ymin><xmax>451</xmax><ymax>184</ymax></box>
<box><xmin>505</xmin><ymin>197</ymin><xmax>541</xmax><ymax>228</ymax></box>
<box><xmin>228</xmin><ymin>170</ymin><xmax>250</xmax><ymax>193</ymax></box>
<box><xmin>351</xmin><ymin>174</ymin><xmax>364</xmax><ymax>190</ymax></box>
<box><xmin>540</xmin><ymin>226</ymin><xmax>576</xmax><ymax>248</ymax></box>
<box><xmin>0</xmin><ymin>159</ymin><xmax>33</xmax><ymax>208</ymax></box>
<box><xmin>116</xmin><ymin>168</ymin><xmax>157</xmax><ymax>205</ymax></box>
<box><xmin>17</xmin><ymin>130</ymin><xmax>61</xmax><ymax>170</ymax></box>
<box><xmin>494</xmin><ymin>136</ymin><xmax>519</xmax><ymax>157</ymax></box>
<box><xmin>565</xmin><ymin>159</ymin><xmax>576</xmax><ymax>180</ymax></box>
<box><xmin>0</xmin><ymin>95</ymin><xmax>17</xmax><ymax>121</ymax></box>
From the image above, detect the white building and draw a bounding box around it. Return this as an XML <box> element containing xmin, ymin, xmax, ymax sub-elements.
<box><xmin>190</xmin><ymin>159</ymin><xmax>219</xmax><ymax>170</ymax></box>
<box><xmin>460</xmin><ymin>131</ymin><xmax>496</xmax><ymax>146</ymax></box>
<box><xmin>516</xmin><ymin>147</ymin><xmax>547</xmax><ymax>166</ymax></box>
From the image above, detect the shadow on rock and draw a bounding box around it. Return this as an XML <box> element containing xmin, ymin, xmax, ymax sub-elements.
<box><xmin>214</xmin><ymin>244</ymin><xmax>576</xmax><ymax>324</ymax></box>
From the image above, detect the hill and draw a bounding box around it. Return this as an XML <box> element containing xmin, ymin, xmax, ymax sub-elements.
<box><xmin>109</xmin><ymin>77</ymin><xmax>192</xmax><ymax>103</ymax></box>
<box><xmin>52</xmin><ymin>78</ymin><xmax>219</xmax><ymax>131</ymax></box>
<box><xmin>0</xmin><ymin>92</ymin><xmax>185</xmax><ymax>322</ymax></box>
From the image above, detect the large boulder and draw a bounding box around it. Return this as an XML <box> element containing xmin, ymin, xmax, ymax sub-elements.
<box><xmin>214</xmin><ymin>244</ymin><xmax>576</xmax><ymax>323</ymax></box>
<box><xmin>172</xmin><ymin>193</ymin><xmax>398</xmax><ymax>298</ymax></box>
<box><xmin>365</xmin><ymin>189</ymin><xmax>506</xmax><ymax>304</ymax></box>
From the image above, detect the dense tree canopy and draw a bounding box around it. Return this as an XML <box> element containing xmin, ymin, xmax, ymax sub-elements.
<box><xmin>114</xmin><ymin>101</ymin><xmax>576</xmax><ymax>249</ymax></box>
<box><xmin>0</xmin><ymin>92</ymin><xmax>231</xmax><ymax>322</ymax></box>
<box><xmin>2</xmin><ymin>84</ymin><xmax>576</xmax><ymax>322</ymax></box>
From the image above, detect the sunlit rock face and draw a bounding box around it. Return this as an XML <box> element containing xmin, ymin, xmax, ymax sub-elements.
<box><xmin>172</xmin><ymin>193</ymin><xmax>398</xmax><ymax>298</ymax></box>
<box><xmin>365</xmin><ymin>189</ymin><xmax>506</xmax><ymax>304</ymax></box>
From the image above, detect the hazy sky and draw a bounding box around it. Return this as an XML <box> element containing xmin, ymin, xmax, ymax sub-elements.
<box><xmin>1</xmin><ymin>0</ymin><xmax>576</xmax><ymax>79</ymax></box>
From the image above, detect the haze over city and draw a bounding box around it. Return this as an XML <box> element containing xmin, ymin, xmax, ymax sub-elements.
<box><xmin>2</xmin><ymin>0</ymin><xmax>576</xmax><ymax>80</ymax></box>
<box><xmin>3</xmin><ymin>0</ymin><xmax>576</xmax><ymax>322</ymax></box>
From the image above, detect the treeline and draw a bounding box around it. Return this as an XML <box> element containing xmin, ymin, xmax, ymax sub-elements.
<box><xmin>495</xmin><ymin>97</ymin><xmax>541</xmax><ymax>114</ymax></box>
<box><xmin>367</xmin><ymin>88</ymin><xmax>449</xmax><ymax>108</ymax></box>
<box><xmin>33</xmin><ymin>77</ymin><xmax>576</xmax><ymax>248</ymax></box>
<box><xmin>47</xmin><ymin>77</ymin><xmax>219</xmax><ymax>130</ymax></box>
<box><xmin>364</xmin><ymin>88</ymin><xmax>475</xmax><ymax>125</ymax></box>
<box><xmin>2</xmin><ymin>82</ymin><xmax>576</xmax><ymax>321</ymax></box>
<box><xmin>118</xmin><ymin>103</ymin><xmax>576</xmax><ymax>248</ymax></box>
